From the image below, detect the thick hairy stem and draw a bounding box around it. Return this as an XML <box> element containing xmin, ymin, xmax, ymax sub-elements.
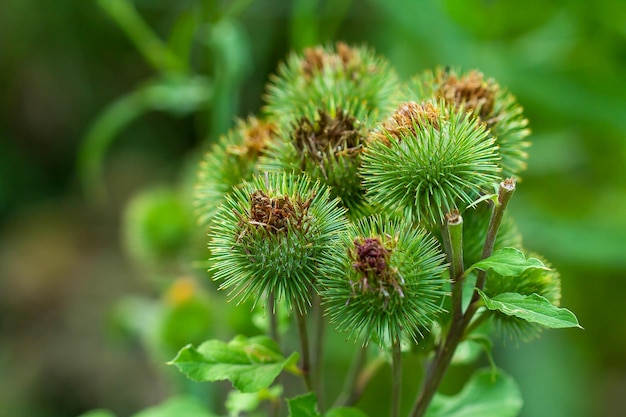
<box><xmin>410</xmin><ymin>179</ymin><xmax>516</xmax><ymax>417</ymax></box>
<box><xmin>409</xmin><ymin>317</ymin><xmax>465</xmax><ymax>417</ymax></box>
<box><xmin>296</xmin><ymin>310</ymin><xmax>314</xmax><ymax>392</ymax></box>
<box><xmin>392</xmin><ymin>336</ymin><xmax>402</xmax><ymax>417</ymax></box>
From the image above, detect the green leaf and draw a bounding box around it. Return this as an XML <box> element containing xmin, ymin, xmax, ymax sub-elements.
<box><xmin>132</xmin><ymin>396</ymin><xmax>218</xmax><ymax>417</ymax></box>
<box><xmin>478</xmin><ymin>291</ymin><xmax>582</xmax><ymax>329</ymax></box>
<box><xmin>77</xmin><ymin>411</ymin><xmax>116</xmax><ymax>417</ymax></box>
<box><xmin>226</xmin><ymin>385</ymin><xmax>283</xmax><ymax>417</ymax></box>
<box><xmin>78</xmin><ymin>75</ymin><xmax>211</xmax><ymax>200</ymax></box>
<box><xmin>168</xmin><ymin>335</ymin><xmax>299</xmax><ymax>393</ymax></box>
<box><xmin>286</xmin><ymin>393</ymin><xmax>369</xmax><ymax>417</ymax></box>
<box><xmin>287</xmin><ymin>393</ymin><xmax>321</xmax><ymax>417</ymax></box>
<box><xmin>467</xmin><ymin>247</ymin><xmax>548</xmax><ymax>276</ymax></box>
<box><xmin>426</xmin><ymin>368</ymin><xmax>522</xmax><ymax>417</ymax></box>
<box><xmin>97</xmin><ymin>0</ymin><xmax>184</xmax><ymax>73</ymax></box>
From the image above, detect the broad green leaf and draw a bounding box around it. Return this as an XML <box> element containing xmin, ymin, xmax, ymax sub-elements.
<box><xmin>133</xmin><ymin>396</ymin><xmax>218</xmax><ymax>417</ymax></box>
<box><xmin>478</xmin><ymin>291</ymin><xmax>581</xmax><ymax>329</ymax></box>
<box><xmin>451</xmin><ymin>340</ymin><xmax>482</xmax><ymax>365</ymax></box>
<box><xmin>226</xmin><ymin>385</ymin><xmax>283</xmax><ymax>417</ymax></box>
<box><xmin>168</xmin><ymin>335</ymin><xmax>299</xmax><ymax>393</ymax></box>
<box><xmin>287</xmin><ymin>393</ymin><xmax>321</xmax><ymax>417</ymax></box>
<box><xmin>426</xmin><ymin>368</ymin><xmax>522</xmax><ymax>417</ymax></box>
<box><xmin>286</xmin><ymin>393</ymin><xmax>369</xmax><ymax>417</ymax></box>
<box><xmin>78</xmin><ymin>411</ymin><xmax>116</xmax><ymax>417</ymax></box>
<box><xmin>467</xmin><ymin>247</ymin><xmax>548</xmax><ymax>276</ymax></box>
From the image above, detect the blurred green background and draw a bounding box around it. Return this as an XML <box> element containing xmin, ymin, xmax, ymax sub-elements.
<box><xmin>1</xmin><ymin>0</ymin><xmax>625</xmax><ymax>416</ymax></box>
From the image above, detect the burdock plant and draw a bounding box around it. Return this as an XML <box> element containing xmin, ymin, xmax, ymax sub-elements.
<box><xmin>168</xmin><ymin>44</ymin><xmax>581</xmax><ymax>417</ymax></box>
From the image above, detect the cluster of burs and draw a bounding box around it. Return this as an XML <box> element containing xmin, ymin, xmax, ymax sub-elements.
<box><xmin>194</xmin><ymin>42</ymin><xmax>560</xmax><ymax>345</ymax></box>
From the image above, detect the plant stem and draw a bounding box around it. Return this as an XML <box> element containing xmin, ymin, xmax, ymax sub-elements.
<box><xmin>472</xmin><ymin>178</ymin><xmax>516</xmax><ymax>297</ymax></box>
<box><xmin>312</xmin><ymin>292</ymin><xmax>325</xmax><ymax>409</ymax></box>
<box><xmin>334</xmin><ymin>342</ymin><xmax>369</xmax><ymax>407</ymax></box>
<box><xmin>392</xmin><ymin>336</ymin><xmax>402</xmax><ymax>417</ymax></box>
<box><xmin>296</xmin><ymin>310</ymin><xmax>314</xmax><ymax>392</ymax></box>
<box><xmin>445</xmin><ymin>211</ymin><xmax>464</xmax><ymax>321</ymax></box>
<box><xmin>409</xmin><ymin>179</ymin><xmax>516</xmax><ymax>417</ymax></box>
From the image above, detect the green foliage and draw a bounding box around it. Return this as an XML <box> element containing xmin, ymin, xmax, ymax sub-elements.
<box><xmin>467</xmin><ymin>247</ymin><xmax>548</xmax><ymax>277</ymax></box>
<box><xmin>286</xmin><ymin>393</ymin><xmax>368</xmax><ymax>417</ymax></box>
<box><xmin>425</xmin><ymin>369</ymin><xmax>522</xmax><ymax>417</ymax></box>
<box><xmin>478</xmin><ymin>292</ymin><xmax>581</xmax><ymax>329</ymax></box>
<box><xmin>168</xmin><ymin>335</ymin><xmax>299</xmax><ymax>393</ymax></box>
<box><xmin>77</xmin><ymin>396</ymin><xmax>219</xmax><ymax>417</ymax></box>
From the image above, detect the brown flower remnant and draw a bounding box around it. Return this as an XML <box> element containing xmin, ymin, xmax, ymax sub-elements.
<box><xmin>293</xmin><ymin>109</ymin><xmax>362</xmax><ymax>170</ymax></box>
<box><xmin>249</xmin><ymin>190</ymin><xmax>295</xmax><ymax>232</ymax></box>
<box><xmin>437</xmin><ymin>70</ymin><xmax>497</xmax><ymax>121</ymax></box>
<box><xmin>247</xmin><ymin>190</ymin><xmax>312</xmax><ymax>234</ymax></box>
<box><xmin>351</xmin><ymin>237</ymin><xmax>404</xmax><ymax>299</ymax></box>
<box><xmin>227</xmin><ymin>118</ymin><xmax>276</xmax><ymax>159</ymax></box>
<box><xmin>372</xmin><ymin>101</ymin><xmax>440</xmax><ymax>145</ymax></box>
<box><xmin>302</xmin><ymin>42</ymin><xmax>360</xmax><ymax>77</ymax></box>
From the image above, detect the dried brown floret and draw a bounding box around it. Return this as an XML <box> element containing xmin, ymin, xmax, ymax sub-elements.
<box><xmin>437</xmin><ymin>70</ymin><xmax>497</xmax><ymax>121</ymax></box>
<box><xmin>227</xmin><ymin>118</ymin><xmax>276</xmax><ymax>159</ymax></box>
<box><xmin>372</xmin><ymin>101</ymin><xmax>440</xmax><ymax>145</ymax></box>
<box><xmin>301</xmin><ymin>42</ymin><xmax>360</xmax><ymax>77</ymax></box>
<box><xmin>293</xmin><ymin>109</ymin><xmax>362</xmax><ymax>167</ymax></box>
<box><xmin>246</xmin><ymin>190</ymin><xmax>313</xmax><ymax>235</ymax></box>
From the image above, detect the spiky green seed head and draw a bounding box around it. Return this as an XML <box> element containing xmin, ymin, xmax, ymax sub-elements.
<box><xmin>260</xmin><ymin>101</ymin><xmax>372</xmax><ymax>217</ymax></box>
<box><xmin>362</xmin><ymin>100</ymin><xmax>502</xmax><ymax>226</ymax></box>
<box><xmin>485</xmin><ymin>253</ymin><xmax>562</xmax><ymax>342</ymax></box>
<box><xmin>407</xmin><ymin>67</ymin><xmax>530</xmax><ymax>178</ymax></box>
<box><xmin>209</xmin><ymin>172</ymin><xmax>348</xmax><ymax>314</ymax></box>
<box><xmin>194</xmin><ymin>117</ymin><xmax>276</xmax><ymax>226</ymax></box>
<box><xmin>320</xmin><ymin>215</ymin><xmax>448</xmax><ymax>346</ymax></box>
<box><xmin>263</xmin><ymin>42</ymin><xmax>400</xmax><ymax>125</ymax></box>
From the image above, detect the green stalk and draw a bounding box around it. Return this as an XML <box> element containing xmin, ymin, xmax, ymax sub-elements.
<box><xmin>472</xmin><ymin>178</ymin><xmax>516</xmax><ymax>297</ymax></box>
<box><xmin>391</xmin><ymin>336</ymin><xmax>402</xmax><ymax>417</ymax></box>
<box><xmin>296</xmin><ymin>310</ymin><xmax>314</xmax><ymax>392</ymax></box>
<box><xmin>312</xmin><ymin>292</ymin><xmax>325</xmax><ymax>409</ymax></box>
<box><xmin>409</xmin><ymin>179</ymin><xmax>516</xmax><ymax>417</ymax></box>
<box><xmin>445</xmin><ymin>210</ymin><xmax>464</xmax><ymax>320</ymax></box>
